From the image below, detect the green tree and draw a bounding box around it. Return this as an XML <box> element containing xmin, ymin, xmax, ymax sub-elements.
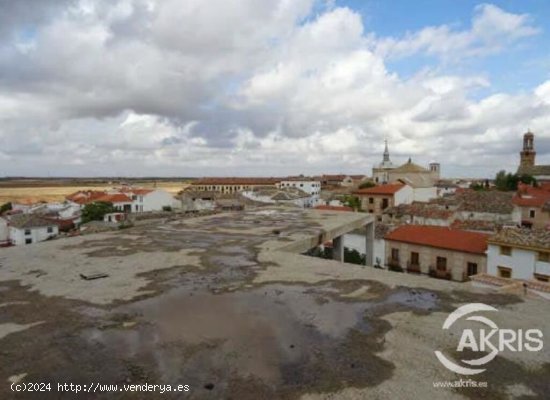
<box><xmin>358</xmin><ymin>181</ymin><xmax>375</xmax><ymax>189</ymax></box>
<box><xmin>495</xmin><ymin>170</ymin><xmax>507</xmax><ymax>191</ymax></box>
<box><xmin>469</xmin><ymin>182</ymin><xmax>485</xmax><ymax>191</ymax></box>
<box><xmin>81</xmin><ymin>201</ymin><xmax>116</xmax><ymax>223</ymax></box>
<box><xmin>0</xmin><ymin>202</ymin><xmax>12</xmax><ymax>214</ymax></box>
<box><xmin>342</xmin><ymin>195</ymin><xmax>361</xmax><ymax>211</ymax></box>
<box><xmin>518</xmin><ymin>174</ymin><xmax>537</xmax><ymax>187</ymax></box>
<box><xmin>494</xmin><ymin>170</ymin><xmax>537</xmax><ymax>191</ymax></box>
<box><xmin>344</xmin><ymin>247</ymin><xmax>366</xmax><ymax>265</ymax></box>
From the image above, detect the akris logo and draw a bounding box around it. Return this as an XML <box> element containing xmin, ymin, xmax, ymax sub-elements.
<box><xmin>435</xmin><ymin>303</ymin><xmax>544</xmax><ymax>375</ymax></box>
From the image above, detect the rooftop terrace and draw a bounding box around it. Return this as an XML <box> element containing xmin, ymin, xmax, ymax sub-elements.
<box><xmin>0</xmin><ymin>207</ymin><xmax>548</xmax><ymax>399</ymax></box>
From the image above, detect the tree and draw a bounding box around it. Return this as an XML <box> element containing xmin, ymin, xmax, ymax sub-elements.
<box><xmin>358</xmin><ymin>181</ymin><xmax>375</xmax><ymax>189</ymax></box>
<box><xmin>344</xmin><ymin>247</ymin><xmax>366</xmax><ymax>265</ymax></box>
<box><xmin>469</xmin><ymin>182</ymin><xmax>485</xmax><ymax>191</ymax></box>
<box><xmin>495</xmin><ymin>170</ymin><xmax>507</xmax><ymax>191</ymax></box>
<box><xmin>81</xmin><ymin>201</ymin><xmax>116</xmax><ymax>223</ymax></box>
<box><xmin>518</xmin><ymin>174</ymin><xmax>537</xmax><ymax>187</ymax></box>
<box><xmin>342</xmin><ymin>195</ymin><xmax>362</xmax><ymax>211</ymax></box>
<box><xmin>494</xmin><ymin>170</ymin><xmax>537</xmax><ymax>191</ymax></box>
<box><xmin>0</xmin><ymin>202</ymin><xmax>12</xmax><ymax>214</ymax></box>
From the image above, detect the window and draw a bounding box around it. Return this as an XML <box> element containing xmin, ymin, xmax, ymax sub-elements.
<box><xmin>500</xmin><ymin>246</ymin><xmax>512</xmax><ymax>256</ymax></box>
<box><xmin>467</xmin><ymin>262</ymin><xmax>478</xmax><ymax>276</ymax></box>
<box><xmin>498</xmin><ymin>267</ymin><xmax>512</xmax><ymax>279</ymax></box>
<box><xmin>47</xmin><ymin>227</ymin><xmax>53</xmax><ymax>233</ymax></box>
<box><xmin>25</xmin><ymin>238</ymin><xmax>32</xmax><ymax>245</ymax></box>
<box><xmin>538</xmin><ymin>252</ymin><xmax>550</xmax><ymax>263</ymax></box>
<box><xmin>529</xmin><ymin>209</ymin><xmax>536</xmax><ymax>218</ymax></box>
<box><xmin>369</xmin><ymin>197</ymin><xmax>374</xmax><ymax>204</ymax></box>
<box><xmin>436</xmin><ymin>256</ymin><xmax>447</xmax><ymax>271</ymax></box>
<box><xmin>534</xmin><ymin>274</ymin><xmax>549</xmax><ymax>283</ymax></box>
<box><xmin>382</xmin><ymin>198</ymin><xmax>389</xmax><ymax>210</ymax></box>
<box><xmin>410</xmin><ymin>252</ymin><xmax>419</xmax><ymax>265</ymax></box>
<box><xmin>391</xmin><ymin>248</ymin><xmax>399</xmax><ymax>261</ymax></box>
<box><xmin>24</xmin><ymin>229</ymin><xmax>31</xmax><ymax>235</ymax></box>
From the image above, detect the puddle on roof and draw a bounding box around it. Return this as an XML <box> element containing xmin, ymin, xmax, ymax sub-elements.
<box><xmin>81</xmin><ymin>283</ymin><xmax>441</xmax><ymax>397</ymax></box>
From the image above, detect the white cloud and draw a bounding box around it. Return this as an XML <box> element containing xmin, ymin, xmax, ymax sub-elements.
<box><xmin>376</xmin><ymin>3</ymin><xmax>539</xmax><ymax>60</ymax></box>
<box><xmin>0</xmin><ymin>1</ymin><xmax>547</xmax><ymax>177</ymax></box>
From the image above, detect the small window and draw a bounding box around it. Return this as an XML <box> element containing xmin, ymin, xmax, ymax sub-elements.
<box><xmin>410</xmin><ymin>252</ymin><xmax>419</xmax><ymax>265</ymax></box>
<box><xmin>391</xmin><ymin>248</ymin><xmax>399</xmax><ymax>261</ymax></box>
<box><xmin>538</xmin><ymin>252</ymin><xmax>550</xmax><ymax>263</ymax></box>
<box><xmin>534</xmin><ymin>274</ymin><xmax>549</xmax><ymax>283</ymax></box>
<box><xmin>529</xmin><ymin>209</ymin><xmax>536</xmax><ymax>218</ymax></box>
<box><xmin>24</xmin><ymin>229</ymin><xmax>31</xmax><ymax>235</ymax></box>
<box><xmin>500</xmin><ymin>246</ymin><xmax>512</xmax><ymax>256</ymax></box>
<box><xmin>498</xmin><ymin>267</ymin><xmax>512</xmax><ymax>279</ymax></box>
<box><xmin>467</xmin><ymin>262</ymin><xmax>478</xmax><ymax>276</ymax></box>
<box><xmin>47</xmin><ymin>227</ymin><xmax>53</xmax><ymax>233</ymax></box>
<box><xmin>369</xmin><ymin>197</ymin><xmax>374</xmax><ymax>204</ymax></box>
<box><xmin>25</xmin><ymin>238</ymin><xmax>32</xmax><ymax>245</ymax></box>
<box><xmin>436</xmin><ymin>256</ymin><xmax>447</xmax><ymax>271</ymax></box>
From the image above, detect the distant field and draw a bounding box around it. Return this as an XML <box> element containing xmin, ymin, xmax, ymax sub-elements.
<box><xmin>0</xmin><ymin>181</ymin><xmax>191</xmax><ymax>204</ymax></box>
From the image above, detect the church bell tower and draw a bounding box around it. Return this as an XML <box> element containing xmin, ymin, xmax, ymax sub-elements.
<box><xmin>519</xmin><ymin>130</ymin><xmax>536</xmax><ymax>169</ymax></box>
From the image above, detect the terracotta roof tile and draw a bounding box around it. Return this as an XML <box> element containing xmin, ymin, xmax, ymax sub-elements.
<box><xmin>384</xmin><ymin>225</ymin><xmax>489</xmax><ymax>254</ymax></box>
<box><xmin>488</xmin><ymin>228</ymin><xmax>550</xmax><ymax>250</ymax></box>
<box><xmin>95</xmin><ymin>194</ymin><xmax>133</xmax><ymax>203</ymax></box>
<box><xmin>354</xmin><ymin>183</ymin><xmax>405</xmax><ymax>195</ymax></box>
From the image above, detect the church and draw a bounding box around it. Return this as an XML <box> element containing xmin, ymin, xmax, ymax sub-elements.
<box><xmin>517</xmin><ymin>131</ymin><xmax>550</xmax><ymax>183</ymax></box>
<box><xmin>371</xmin><ymin>140</ymin><xmax>440</xmax><ymax>201</ymax></box>
<box><xmin>372</xmin><ymin>140</ymin><xmax>440</xmax><ymax>187</ymax></box>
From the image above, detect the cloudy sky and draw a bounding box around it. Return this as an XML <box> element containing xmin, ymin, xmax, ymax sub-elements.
<box><xmin>1</xmin><ymin>0</ymin><xmax>549</xmax><ymax>178</ymax></box>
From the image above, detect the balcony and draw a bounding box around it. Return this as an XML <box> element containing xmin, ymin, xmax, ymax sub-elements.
<box><xmin>429</xmin><ymin>266</ymin><xmax>451</xmax><ymax>280</ymax></box>
<box><xmin>406</xmin><ymin>261</ymin><xmax>421</xmax><ymax>274</ymax></box>
<box><xmin>387</xmin><ymin>257</ymin><xmax>404</xmax><ymax>272</ymax></box>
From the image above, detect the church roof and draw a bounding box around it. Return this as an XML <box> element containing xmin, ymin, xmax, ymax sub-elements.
<box><xmin>517</xmin><ymin>165</ymin><xmax>550</xmax><ymax>176</ymax></box>
<box><xmin>392</xmin><ymin>159</ymin><xmax>429</xmax><ymax>173</ymax></box>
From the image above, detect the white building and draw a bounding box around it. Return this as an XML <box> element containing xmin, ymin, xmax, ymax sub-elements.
<box><xmin>127</xmin><ymin>189</ymin><xmax>177</xmax><ymax>212</ymax></box>
<box><xmin>277</xmin><ymin>179</ymin><xmax>321</xmax><ymax>205</ymax></box>
<box><xmin>6</xmin><ymin>214</ymin><xmax>59</xmax><ymax>246</ymax></box>
<box><xmin>0</xmin><ymin>217</ymin><xmax>9</xmax><ymax>246</ymax></box>
<box><xmin>344</xmin><ymin>224</ymin><xmax>393</xmax><ymax>268</ymax></box>
<box><xmin>242</xmin><ymin>187</ymin><xmax>315</xmax><ymax>208</ymax></box>
<box><xmin>487</xmin><ymin>228</ymin><xmax>550</xmax><ymax>282</ymax></box>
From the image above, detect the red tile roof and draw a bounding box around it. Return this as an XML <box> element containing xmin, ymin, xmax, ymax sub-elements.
<box><xmin>384</xmin><ymin>225</ymin><xmax>489</xmax><ymax>254</ymax></box>
<box><xmin>354</xmin><ymin>183</ymin><xmax>405</xmax><ymax>195</ymax></box>
<box><xmin>314</xmin><ymin>205</ymin><xmax>353</xmax><ymax>212</ymax></box>
<box><xmin>66</xmin><ymin>190</ymin><xmax>107</xmax><ymax>205</ymax></box>
<box><xmin>95</xmin><ymin>194</ymin><xmax>133</xmax><ymax>203</ymax></box>
<box><xmin>513</xmin><ymin>184</ymin><xmax>550</xmax><ymax>208</ymax></box>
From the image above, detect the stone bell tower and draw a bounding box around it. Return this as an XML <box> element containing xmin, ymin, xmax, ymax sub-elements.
<box><xmin>519</xmin><ymin>130</ymin><xmax>536</xmax><ymax>171</ymax></box>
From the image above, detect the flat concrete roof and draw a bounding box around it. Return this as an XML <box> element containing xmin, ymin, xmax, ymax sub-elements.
<box><xmin>0</xmin><ymin>207</ymin><xmax>549</xmax><ymax>399</ymax></box>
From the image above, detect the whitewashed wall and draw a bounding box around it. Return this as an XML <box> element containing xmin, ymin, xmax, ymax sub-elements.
<box><xmin>9</xmin><ymin>225</ymin><xmax>59</xmax><ymax>246</ymax></box>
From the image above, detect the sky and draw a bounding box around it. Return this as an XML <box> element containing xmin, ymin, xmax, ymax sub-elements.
<box><xmin>0</xmin><ymin>0</ymin><xmax>549</xmax><ymax>178</ymax></box>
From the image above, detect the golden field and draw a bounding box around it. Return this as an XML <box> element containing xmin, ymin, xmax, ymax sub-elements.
<box><xmin>0</xmin><ymin>181</ymin><xmax>191</xmax><ymax>204</ymax></box>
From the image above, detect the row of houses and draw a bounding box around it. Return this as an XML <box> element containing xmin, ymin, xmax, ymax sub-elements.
<box><xmin>383</xmin><ymin>225</ymin><xmax>550</xmax><ymax>285</ymax></box>
<box><xmin>187</xmin><ymin>176</ymin><xmax>324</xmax><ymax>208</ymax></box>
<box><xmin>0</xmin><ymin>187</ymin><xmax>178</xmax><ymax>246</ymax></box>
<box><xmin>342</xmin><ymin>222</ymin><xmax>549</xmax><ymax>288</ymax></box>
